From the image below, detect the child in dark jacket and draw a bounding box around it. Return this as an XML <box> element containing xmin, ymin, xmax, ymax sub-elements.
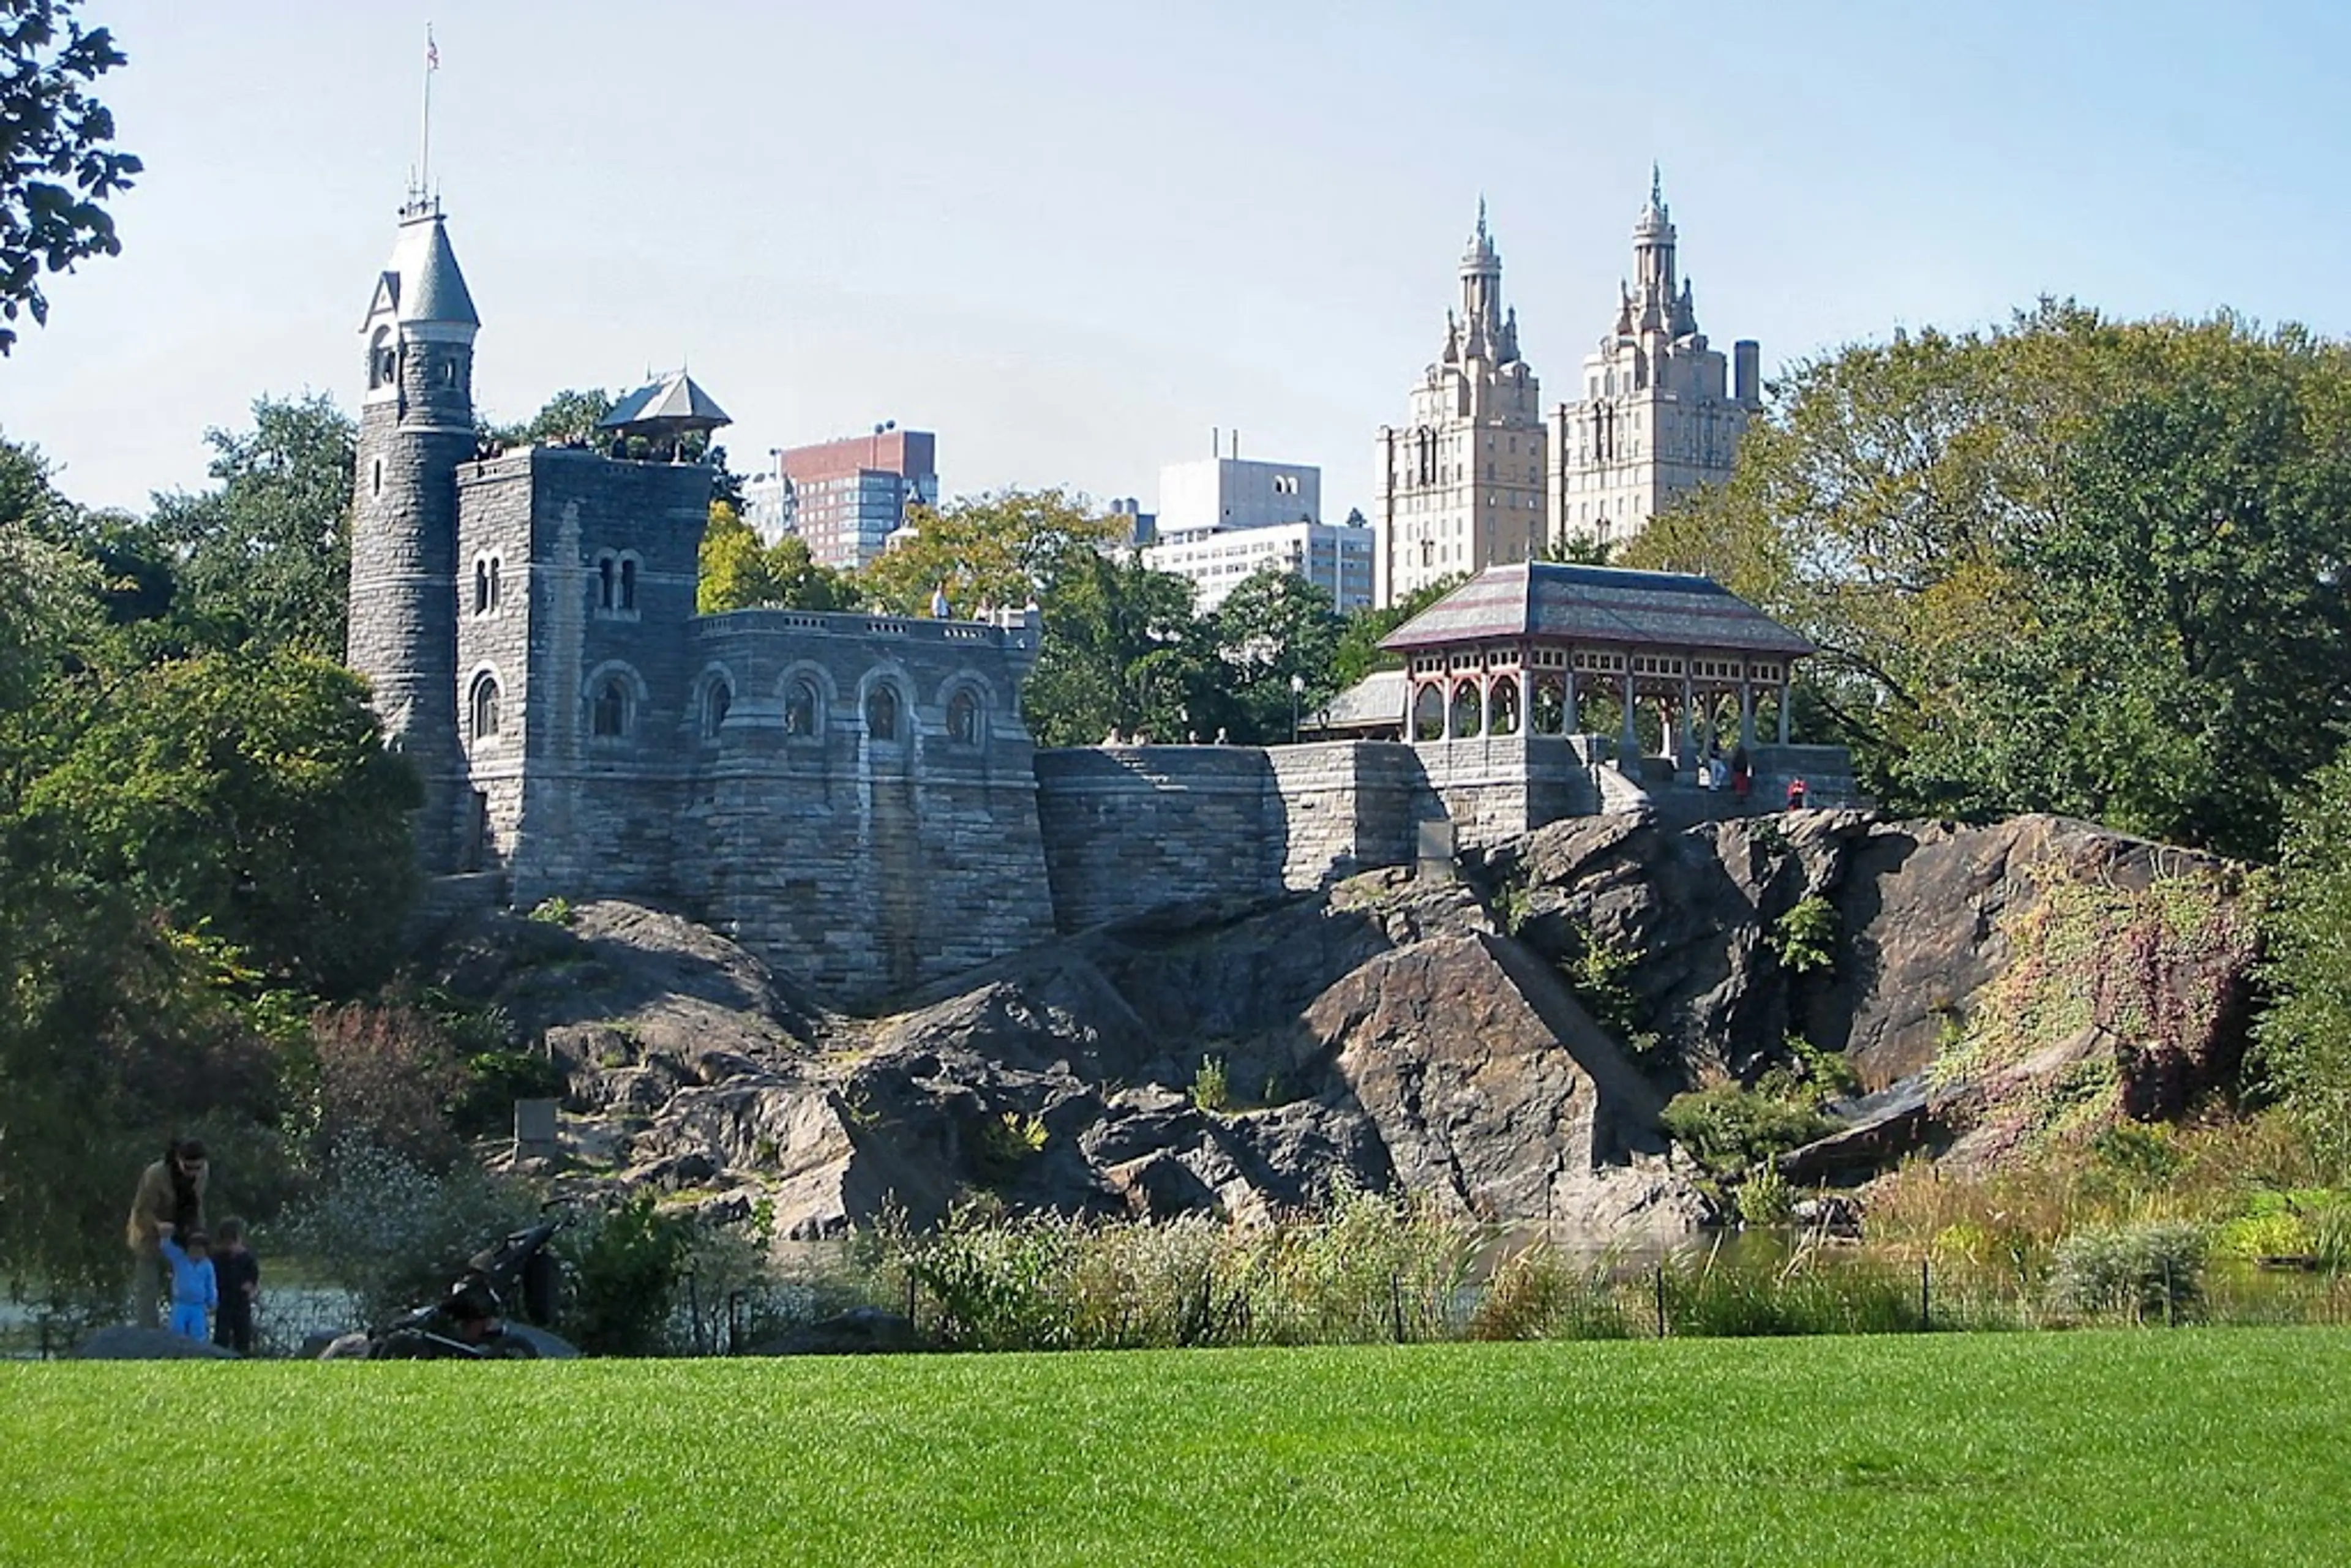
<box><xmin>157</xmin><ymin>1225</ymin><xmax>218</xmax><ymax>1342</ymax></box>
<box><xmin>211</xmin><ymin>1217</ymin><xmax>260</xmax><ymax>1355</ymax></box>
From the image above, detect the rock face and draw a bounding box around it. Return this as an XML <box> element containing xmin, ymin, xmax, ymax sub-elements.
<box><xmin>1477</xmin><ymin>811</ymin><xmax>2259</xmax><ymax>1173</ymax></box>
<box><xmin>445</xmin><ymin>877</ymin><xmax>1701</xmax><ymax>1240</ymax></box>
<box><xmin>435</xmin><ymin>810</ymin><xmax>2260</xmax><ymax>1239</ymax></box>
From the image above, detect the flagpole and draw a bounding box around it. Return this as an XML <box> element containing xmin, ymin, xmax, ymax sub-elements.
<box><xmin>420</xmin><ymin>24</ymin><xmax>435</xmax><ymax>206</ymax></box>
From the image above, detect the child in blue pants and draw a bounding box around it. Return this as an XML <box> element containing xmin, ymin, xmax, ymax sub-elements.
<box><xmin>157</xmin><ymin>1226</ymin><xmax>218</xmax><ymax>1341</ymax></box>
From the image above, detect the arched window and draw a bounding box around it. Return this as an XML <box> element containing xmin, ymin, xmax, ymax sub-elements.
<box><xmin>1450</xmin><ymin>681</ymin><xmax>1483</xmax><ymax>738</ymax></box>
<box><xmin>946</xmin><ymin>688</ymin><xmax>981</xmax><ymax>745</ymax></box>
<box><xmin>368</xmin><ymin>328</ymin><xmax>395</xmax><ymax>390</ymax></box>
<box><xmin>865</xmin><ymin>683</ymin><xmax>901</xmax><ymax>741</ymax></box>
<box><xmin>619</xmin><ymin>557</ymin><xmax>639</xmax><ymax>612</ymax></box>
<box><xmin>470</xmin><ymin>673</ymin><xmax>500</xmax><ymax>741</ymax></box>
<box><xmin>1412</xmin><ymin>683</ymin><xmax>1444</xmax><ymax>741</ymax></box>
<box><xmin>488</xmin><ymin>557</ymin><xmax>502</xmax><ymax>611</ymax></box>
<box><xmin>784</xmin><ymin>680</ymin><xmax>819</xmax><ymax>738</ymax></box>
<box><xmin>592</xmin><ymin>678</ymin><xmax>627</xmax><ymax>738</ymax></box>
<box><xmin>1489</xmin><ymin>678</ymin><xmax>1521</xmax><ymax>737</ymax></box>
<box><xmin>473</xmin><ymin>560</ymin><xmax>491</xmax><ymax>615</ymax></box>
<box><xmin>705</xmin><ymin>680</ymin><xmax>732</xmax><ymax>738</ymax></box>
<box><xmin>597</xmin><ymin>555</ymin><xmax>616</xmax><ymax>611</ymax></box>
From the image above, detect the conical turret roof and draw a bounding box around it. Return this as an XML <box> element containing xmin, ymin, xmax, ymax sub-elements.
<box><xmin>370</xmin><ymin>208</ymin><xmax>479</xmax><ymax>330</ymax></box>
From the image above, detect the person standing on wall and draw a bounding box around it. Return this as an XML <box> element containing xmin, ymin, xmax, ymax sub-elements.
<box><xmin>125</xmin><ymin>1139</ymin><xmax>208</xmax><ymax>1330</ymax></box>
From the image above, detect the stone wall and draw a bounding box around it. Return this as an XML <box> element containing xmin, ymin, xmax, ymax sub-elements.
<box><xmin>677</xmin><ymin>610</ymin><xmax>1054</xmax><ymax>1001</ymax></box>
<box><xmin>1411</xmin><ymin>734</ymin><xmax>1607</xmax><ymax>849</ymax></box>
<box><xmin>1034</xmin><ymin>742</ymin><xmax>1438</xmax><ymax>932</ymax></box>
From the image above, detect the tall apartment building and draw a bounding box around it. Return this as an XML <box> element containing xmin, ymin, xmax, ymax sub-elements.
<box><xmin>1144</xmin><ymin>455</ymin><xmax>1368</xmax><ymax>613</ymax></box>
<box><xmin>1548</xmin><ymin>173</ymin><xmax>1760</xmax><ymax>550</ymax></box>
<box><xmin>744</xmin><ymin>427</ymin><xmax>940</xmax><ymax>570</ymax></box>
<box><xmin>1157</xmin><ymin>455</ymin><xmax>1321</xmax><ymax>539</ymax></box>
<box><xmin>1149</xmin><ymin>521</ymin><xmax>1373</xmax><ymax>614</ymax></box>
<box><xmin>1373</xmin><ymin>206</ymin><xmax>1547</xmax><ymax>607</ymax></box>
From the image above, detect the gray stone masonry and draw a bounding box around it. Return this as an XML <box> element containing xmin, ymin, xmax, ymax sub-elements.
<box><xmin>1033</xmin><ymin>742</ymin><xmax>1440</xmax><ymax>932</ymax></box>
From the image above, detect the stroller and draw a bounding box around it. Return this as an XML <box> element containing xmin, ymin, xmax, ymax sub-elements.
<box><xmin>326</xmin><ymin>1215</ymin><xmax>565</xmax><ymax>1360</ymax></box>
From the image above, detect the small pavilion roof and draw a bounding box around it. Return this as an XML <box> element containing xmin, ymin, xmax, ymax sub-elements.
<box><xmin>1382</xmin><ymin>561</ymin><xmax>1813</xmax><ymax>658</ymax></box>
<box><xmin>1312</xmin><ymin>668</ymin><xmax>1409</xmax><ymax>733</ymax></box>
<box><xmin>601</xmin><ymin>370</ymin><xmax>732</xmax><ymax>437</ymax></box>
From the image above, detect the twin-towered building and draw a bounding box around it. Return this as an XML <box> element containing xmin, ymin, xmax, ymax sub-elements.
<box><xmin>1374</xmin><ymin>173</ymin><xmax>1761</xmax><ymax>606</ymax></box>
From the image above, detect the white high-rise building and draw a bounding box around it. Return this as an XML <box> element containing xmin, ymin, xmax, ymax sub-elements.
<box><xmin>1549</xmin><ymin>171</ymin><xmax>1760</xmax><ymax>550</ymax></box>
<box><xmin>1149</xmin><ymin>521</ymin><xmax>1373</xmax><ymax>615</ymax></box>
<box><xmin>1144</xmin><ymin>455</ymin><xmax>1369</xmax><ymax>613</ymax></box>
<box><xmin>1155</xmin><ymin>456</ymin><xmax>1321</xmax><ymax>541</ymax></box>
<box><xmin>1373</xmin><ymin>206</ymin><xmax>1547</xmax><ymax>607</ymax></box>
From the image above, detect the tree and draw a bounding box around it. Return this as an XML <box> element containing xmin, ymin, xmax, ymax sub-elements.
<box><xmin>146</xmin><ymin>392</ymin><xmax>357</xmax><ymax>657</ymax></box>
<box><xmin>1209</xmin><ymin>568</ymin><xmax>1343</xmax><ymax>743</ymax></box>
<box><xmin>2259</xmin><ymin>746</ymin><xmax>2351</xmax><ymax>1174</ymax></box>
<box><xmin>1330</xmin><ymin>572</ymin><xmax>1464</xmax><ymax>691</ymax></box>
<box><xmin>697</xmin><ymin>501</ymin><xmax>861</xmax><ymax>614</ymax></box>
<box><xmin>860</xmin><ymin>488</ymin><xmax>1122</xmax><ymax>617</ymax></box>
<box><xmin>487</xmin><ymin>386</ymin><xmax>612</xmax><ymax>449</ymax></box>
<box><xmin>21</xmin><ymin>648</ymin><xmax>421</xmax><ymax>993</ymax></box>
<box><xmin>1624</xmin><ymin>304</ymin><xmax>2351</xmax><ymax>856</ymax></box>
<box><xmin>0</xmin><ymin>1</ymin><xmax>140</xmax><ymax>354</ymax></box>
<box><xmin>1022</xmin><ymin>552</ymin><xmax>1211</xmax><ymax>746</ymax></box>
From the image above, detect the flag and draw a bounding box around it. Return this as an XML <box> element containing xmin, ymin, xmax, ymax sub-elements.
<box><xmin>427</xmin><ymin>27</ymin><xmax>440</xmax><ymax>70</ymax></box>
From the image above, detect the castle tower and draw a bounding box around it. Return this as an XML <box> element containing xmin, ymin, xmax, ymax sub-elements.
<box><xmin>1547</xmin><ymin>170</ymin><xmax>1760</xmax><ymax>552</ymax></box>
<box><xmin>347</xmin><ymin>196</ymin><xmax>481</xmax><ymax>872</ymax></box>
<box><xmin>1373</xmin><ymin>203</ymin><xmax>1547</xmax><ymax>607</ymax></box>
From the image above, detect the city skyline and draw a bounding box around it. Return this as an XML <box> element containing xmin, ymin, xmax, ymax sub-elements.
<box><xmin>4</xmin><ymin>2</ymin><xmax>2347</xmax><ymax>530</ymax></box>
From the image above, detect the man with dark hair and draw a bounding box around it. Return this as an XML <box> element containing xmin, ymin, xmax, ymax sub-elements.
<box><xmin>125</xmin><ymin>1139</ymin><xmax>208</xmax><ymax>1330</ymax></box>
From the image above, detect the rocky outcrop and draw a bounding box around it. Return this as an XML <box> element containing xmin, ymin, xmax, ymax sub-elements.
<box><xmin>1477</xmin><ymin>810</ymin><xmax>2259</xmax><ymax>1174</ymax></box>
<box><xmin>434</xmin><ymin>810</ymin><xmax>2260</xmax><ymax>1238</ymax></box>
<box><xmin>445</xmin><ymin>876</ymin><xmax>1702</xmax><ymax>1240</ymax></box>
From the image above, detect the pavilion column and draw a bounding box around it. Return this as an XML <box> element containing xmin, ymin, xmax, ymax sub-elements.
<box><xmin>1678</xmin><ymin>658</ymin><xmax>1697</xmax><ymax>772</ymax></box>
<box><xmin>1480</xmin><ymin>675</ymin><xmax>1493</xmax><ymax>738</ymax></box>
<box><xmin>1564</xmin><ymin>667</ymin><xmax>1580</xmax><ymax>737</ymax></box>
<box><xmin>1777</xmin><ymin>672</ymin><xmax>1792</xmax><ymax>745</ymax></box>
<box><xmin>1517</xmin><ymin>666</ymin><xmax>1532</xmax><ymax>737</ymax></box>
<box><xmin>1619</xmin><ymin>666</ymin><xmax>1638</xmax><ymax>760</ymax></box>
<box><xmin>1739</xmin><ymin>676</ymin><xmax>1757</xmax><ymax>750</ymax></box>
<box><xmin>1442</xmin><ymin>681</ymin><xmax>1457</xmax><ymax>741</ymax></box>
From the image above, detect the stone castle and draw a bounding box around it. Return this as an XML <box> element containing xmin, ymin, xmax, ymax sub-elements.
<box><xmin>350</xmin><ymin>198</ymin><xmax>1847</xmax><ymax>1006</ymax></box>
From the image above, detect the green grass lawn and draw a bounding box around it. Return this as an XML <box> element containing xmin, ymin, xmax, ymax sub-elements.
<box><xmin>4</xmin><ymin>1329</ymin><xmax>2346</xmax><ymax>1566</ymax></box>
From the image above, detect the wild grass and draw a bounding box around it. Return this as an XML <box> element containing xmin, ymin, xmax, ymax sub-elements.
<box><xmin>7</xmin><ymin>1331</ymin><xmax>2351</xmax><ymax>1566</ymax></box>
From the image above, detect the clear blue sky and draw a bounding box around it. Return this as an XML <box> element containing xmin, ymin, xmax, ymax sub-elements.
<box><xmin>5</xmin><ymin>1</ymin><xmax>2347</xmax><ymax>526</ymax></box>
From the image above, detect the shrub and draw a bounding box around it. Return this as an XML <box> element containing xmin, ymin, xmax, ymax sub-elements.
<box><xmin>1190</xmin><ymin>1056</ymin><xmax>1231</xmax><ymax>1112</ymax></box>
<box><xmin>1660</xmin><ymin>1086</ymin><xmax>1837</xmax><ymax>1172</ymax></box>
<box><xmin>298</xmin><ymin>1002</ymin><xmax>468</xmax><ymax>1172</ymax></box>
<box><xmin>561</xmin><ymin>1193</ymin><xmax>699</xmax><ymax>1356</ymax></box>
<box><xmin>1734</xmin><ymin>1163</ymin><xmax>1796</xmax><ymax>1226</ymax></box>
<box><xmin>276</xmin><ymin>1138</ymin><xmax>541</xmax><ymax>1326</ymax></box>
<box><xmin>973</xmin><ymin>1111</ymin><xmax>1048</xmax><ymax>1184</ymax></box>
<box><xmin>451</xmin><ymin>1049</ymin><xmax>568</xmax><ymax>1138</ymax></box>
<box><xmin>1771</xmin><ymin>895</ymin><xmax>1840</xmax><ymax>975</ymax></box>
<box><xmin>528</xmin><ymin>897</ymin><xmax>575</xmax><ymax>926</ymax></box>
<box><xmin>2047</xmin><ymin>1220</ymin><xmax>2207</xmax><ymax>1324</ymax></box>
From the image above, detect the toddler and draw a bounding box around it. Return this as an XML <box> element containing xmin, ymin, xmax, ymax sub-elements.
<box><xmin>157</xmin><ymin>1225</ymin><xmax>218</xmax><ymax>1342</ymax></box>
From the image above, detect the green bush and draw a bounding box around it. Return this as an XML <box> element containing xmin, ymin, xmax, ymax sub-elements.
<box><xmin>451</xmin><ymin>1049</ymin><xmax>568</xmax><ymax>1138</ymax></box>
<box><xmin>1771</xmin><ymin>895</ymin><xmax>1840</xmax><ymax>975</ymax></box>
<box><xmin>561</xmin><ymin>1193</ymin><xmax>699</xmax><ymax>1355</ymax></box>
<box><xmin>1190</xmin><ymin>1055</ymin><xmax>1231</xmax><ymax>1112</ymax></box>
<box><xmin>1734</xmin><ymin>1163</ymin><xmax>1796</xmax><ymax>1226</ymax></box>
<box><xmin>2047</xmin><ymin>1221</ymin><xmax>2207</xmax><ymax>1324</ymax></box>
<box><xmin>276</xmin><ymin>1138</ymin><xmax>541</xmax><ymax>1326</ymax></box>
<box><xmin>1660</xmin><ymin>1086</ymin><xmax>1837</xmax><ymax>1172</ymax></box>
<box><xmin>528</xmin><ymin>897</ymin><xmax>575</xmax><ymax>926</ymax></box>
<box><xmin>973</xmin><ymin>1110</ymin><xmax>1048</xmax><ymax>1184</ymax></box>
